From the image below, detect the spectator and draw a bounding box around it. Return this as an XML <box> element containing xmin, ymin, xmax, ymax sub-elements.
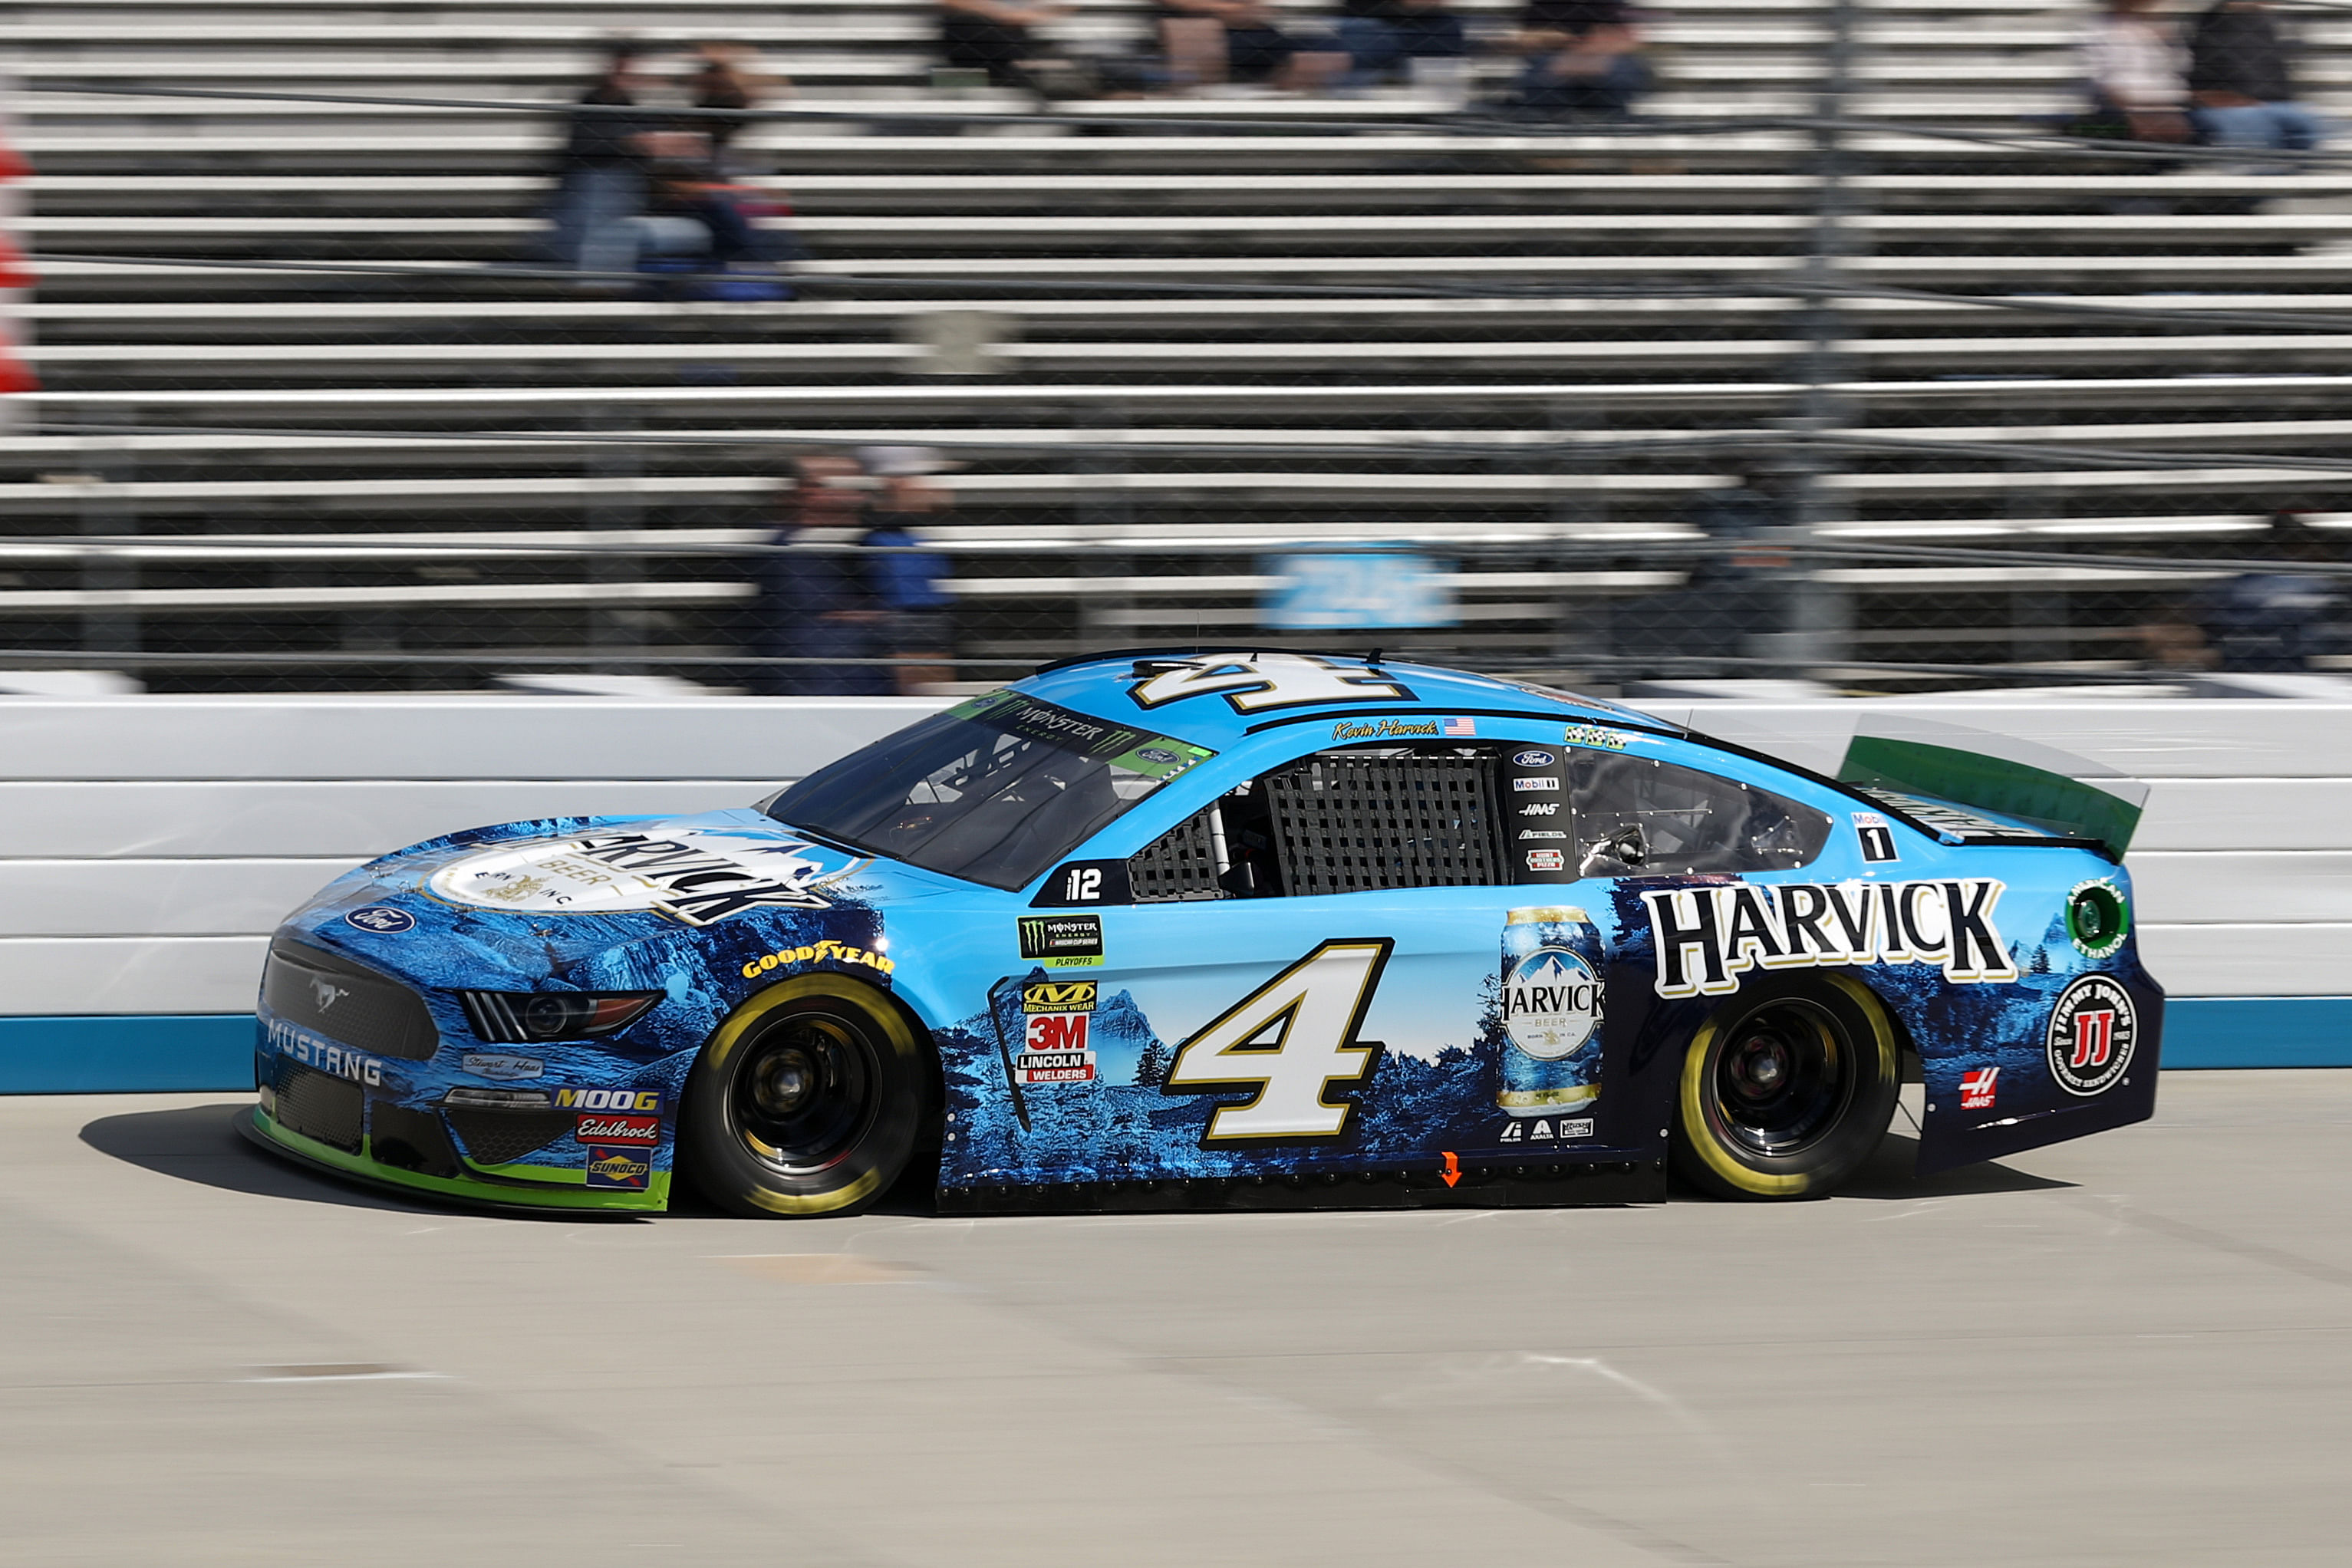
<box><xmin>856</xmin><ymin>446</ymin><xmax>960</xmax><ymax>693</ymax></box>
<box><xmin>1510</xmin><ymin>0</ymin><xmax>1652</xmax><ymax>119</ymax></box>
<box><xmin>1335</xmin><ymin>0</ymin><xmax>1468</xmax><ymax>87</ymax></box>
<box><xmin>547</xmin><ymin>47</ymin><xmax>667</xmax><ymax>278</ymax></box>
<box><xmin>686</xmin><ymin>43</ymin><xmax>782</xmax><ymax>174</ymax></box>
<box><xmin>2194</xmin><ymin>512</ymin><xmax>2347</xmax><ymax>670</ymax></box>
<box><xmin>2187</xmin><ymin>0</ymin><xmax>2326</xmax><ymax>153</ymax></box>
<box><xmin>751</xmin><ymin>455</ymin><xmax>892</xmax><ymax>696</ymax></box>
<box><xmin>2077</xmin><ymin>0</ymin><xmax>2193</xmax><ymax>143</ymax></box>
<box><xmin>939</xmin><ymin>0</ymin><xmax>1075</xmax><ymax>92</ymax></box>
<box><xmin>1158</xmin><ymin>0</ymin><xmax>1349</xmax><ymax>93</ymax></box>
<box><xmin>630</xmin><ymin>160</ymin><xmax>799</xmax><ymax>296</ymax></box>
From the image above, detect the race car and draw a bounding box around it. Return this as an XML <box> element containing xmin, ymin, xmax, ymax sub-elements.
<box><xmin>246</xmin><ymin>650</ymin><xmax>2161</xmax><ymax>1217</ymax></box>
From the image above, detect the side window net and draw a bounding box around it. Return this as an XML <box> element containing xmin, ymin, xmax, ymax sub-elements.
<box><xmin>1264</xmin><ymin>752</ymin><xmax>1502</xmax><ymax>896</ymax></box>
<box><xmin>1128</xmin><ymin>807</ymin><xmax>1227</xmax><ymax>903</ymax></box>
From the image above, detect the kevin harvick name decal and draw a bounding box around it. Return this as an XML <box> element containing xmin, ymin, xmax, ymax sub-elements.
<box><xmin>1641</xmin><ymin>878</ymin><xmax>2016</xmax><ymax>998</ymax></box>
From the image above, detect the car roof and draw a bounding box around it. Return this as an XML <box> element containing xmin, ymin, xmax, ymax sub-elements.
<box><xmin>1009</xmin><ymin>649</ymin><xmax>1676</xmax><ymax>751</ymax></box>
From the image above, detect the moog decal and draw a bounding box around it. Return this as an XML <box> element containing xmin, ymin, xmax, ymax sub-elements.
<box><xmin>1642</xmin><ymin>878</ymin><xmax>2016</xmax><ymax>997</ymax></box>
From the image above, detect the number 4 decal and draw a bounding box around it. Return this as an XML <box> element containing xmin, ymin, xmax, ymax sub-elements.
<box><xmin>1162</xmin><ymin>939</ymin><xmax>1390</xmax><ymax>1141</ymax></box>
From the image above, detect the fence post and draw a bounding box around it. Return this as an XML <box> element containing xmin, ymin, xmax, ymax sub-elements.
<box><xmin>1787</xmin><ymin>0</ymin><xmax>1858</xmax><ymax>674</ymax></box>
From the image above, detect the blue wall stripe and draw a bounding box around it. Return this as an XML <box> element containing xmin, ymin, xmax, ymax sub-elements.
<box><xmin>0</xmin><ymin>1015</ymin><xmax>254</xmax><ymax>1093</ymax></box>
<box><xmin>0</xmin><ymin>1000</ymin><xmax>2345</xmax><ymax>1092</ymax></box>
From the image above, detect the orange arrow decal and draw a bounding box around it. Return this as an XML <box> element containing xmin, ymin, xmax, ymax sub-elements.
<box><xmin>1440</xmin><ymin>1151</ymin><xmax>1461</xmax><ymax>1188</ymax></box>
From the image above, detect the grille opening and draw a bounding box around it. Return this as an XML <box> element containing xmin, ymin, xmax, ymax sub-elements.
<box><xmin>263</xmin><ymin>937</ymin><xmax>440</xmax><ymax>1062</ymax></box>
<box><xmin>445</xmin><ymin>1108</ymin><xmax>575</xmax><ymax>1168</ymax></box>
<box><xmin>273</xmin><ymin>1062</ymin><xmax>364</xmax><ymax>1153</ymax></box>
<box><xmin>367</xmin><ymin>1103</ymin><xmax>463</xmax><ymax>1180</ymax></box>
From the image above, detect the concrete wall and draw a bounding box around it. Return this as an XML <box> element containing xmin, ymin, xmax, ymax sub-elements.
<box><xmin>0</xmin><ymin>693</ymin><xmax>2340</xmax><ymax>1087</ymax></box>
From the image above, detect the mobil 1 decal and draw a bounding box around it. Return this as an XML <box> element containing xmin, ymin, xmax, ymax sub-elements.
<box><xmin>1642</xmin><ymin>878</ymin><xmax>2017</xmax><ymax>997</ymax></box>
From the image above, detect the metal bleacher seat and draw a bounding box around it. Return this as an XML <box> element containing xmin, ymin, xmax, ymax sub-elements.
<box><xmin>11</xmin><ymin>0</ymin><xmax>2352</xmax><ymax>678</ymax></box>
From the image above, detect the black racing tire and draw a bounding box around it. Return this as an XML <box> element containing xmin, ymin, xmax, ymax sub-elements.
<box><xmin>1670</xmin><ymin>973</ymin><xmax>1900</xmax><ymax>1201</ymax></box>
<box><xmin>680</xmin><ymin>973</ymin><xmax>928</xmax><ymax>1218</ymax></box>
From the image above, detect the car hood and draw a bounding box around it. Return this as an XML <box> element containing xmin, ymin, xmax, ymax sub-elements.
<box><xmin>278</xmin><ymin>809</ymin><xmax>962</xmax><ymax>986</ymax></box>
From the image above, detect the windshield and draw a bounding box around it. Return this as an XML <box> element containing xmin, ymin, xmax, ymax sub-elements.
<box><xmin>763</xmin><ymin>691</ymin><xmax>1217</xmax><ymax>890</ymax></box>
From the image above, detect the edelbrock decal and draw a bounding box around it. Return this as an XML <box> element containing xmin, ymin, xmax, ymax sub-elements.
<box><xmin>427</xmin><ymin>828</ymin><xmax>859</xmax><ymax>927</ymax></box>
<box><xmin>1641</xmin><ymin>878</ymin><xmax>2017</xmax><ymax>998</ymax></box>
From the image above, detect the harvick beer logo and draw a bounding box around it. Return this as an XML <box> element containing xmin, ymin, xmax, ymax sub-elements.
<box><xmin>2047</xmin><ymin>973</ymin><xmax>2136</xmax><ymax>1096</ymax></box>
<box><xmin>1641</xmin><ymin>878</ymin><xmax>2015</xmax><ymax>997</ymax></box>
<box><xmin>428</xmin><ymin>829</ymin><xmax>857</xmax><ymax>927</ymax></box>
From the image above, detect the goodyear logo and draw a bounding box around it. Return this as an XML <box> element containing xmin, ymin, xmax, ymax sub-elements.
<box><xmin>1022</xmin><ymin>980</ymin><xmax>1098</xmax><ymax>1014</ymax></box>
<box><xmin>555</xmin><ymin>1088</ymin><xmax>662</xmax><ymax>1113</ymax></box>
<box><xmin>741</xmin><ymin>939</ymin><xmax>894</xmax><ymax>980</ymax></box>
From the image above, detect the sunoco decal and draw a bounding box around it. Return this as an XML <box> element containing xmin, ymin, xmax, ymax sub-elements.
<box><xmin>427</xmin><ymin>828</ymin><xmax>859</xmax><ymax>927</ymax></box>
<box><xmin>1642</xmin><ymin>878</ymin><xmax>2015</xmax><ymax>997</ymax></box>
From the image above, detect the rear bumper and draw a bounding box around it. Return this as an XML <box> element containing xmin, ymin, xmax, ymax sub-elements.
<box><xmin>244</xmin><ymin>1102</ymin><xmax>670</xmax><ymax>1214</ymax></box>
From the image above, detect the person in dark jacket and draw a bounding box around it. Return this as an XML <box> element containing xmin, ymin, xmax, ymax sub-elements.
<box><xmin>547</xmin><ymin>48</ymin><xmax>667</xmax><ymax>276</ymax></box>
<box><xmin>1511</xmin><ymin>0</ymin><xmax>1652</xmax><ymax>118</ymax></box>
<box><xmin>2187</xmin><ymin>0</ymin><xmax>2327</xmax><ymax>151</ymax></box>
<box><xmin>1335</xmin><ymin>0</ymin><xmax>1468</xmax><ymax>86</ymax></box>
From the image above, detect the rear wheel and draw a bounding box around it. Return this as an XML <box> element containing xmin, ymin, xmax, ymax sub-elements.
<box><xmin>681</xmin><ymin>974</ymin><xmax>927</xmax><ymax>1218</ymax></box>
<box><xmin>1671</xmin><ymin>974</ymin><xmax>1899</xmax><ymax>1201</ymax></box>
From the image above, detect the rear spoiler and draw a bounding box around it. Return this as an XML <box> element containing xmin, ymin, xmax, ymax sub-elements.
<box><xmin>1836</xmin><ymin>715</ymin><xmax>2149</xmax><ymax>859</ymax></box>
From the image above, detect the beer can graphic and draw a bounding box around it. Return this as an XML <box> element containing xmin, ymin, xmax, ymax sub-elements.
<box><xmin>1498</xmin><ymin>905</ymin><xmax>1605</xmax><ymax>1116</ymax></box>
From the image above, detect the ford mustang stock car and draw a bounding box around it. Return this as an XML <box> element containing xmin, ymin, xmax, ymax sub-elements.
<box><xmin>245</xmin><ymin>650</ymin><xmax>2160</xmax><ymax>1217</ymax></box>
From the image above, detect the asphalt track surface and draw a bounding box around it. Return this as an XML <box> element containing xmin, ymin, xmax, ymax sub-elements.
<box><xmin>5</xmin><ymin>1073</ymin><xmax>2350</xmax><ymax>1567</ymax></box>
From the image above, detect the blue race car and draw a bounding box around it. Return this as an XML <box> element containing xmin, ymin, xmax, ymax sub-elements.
<box><xmin>247</xmin><ymin>651</ymin><xmax>2160</xmax><ymax>1216</ymax></box>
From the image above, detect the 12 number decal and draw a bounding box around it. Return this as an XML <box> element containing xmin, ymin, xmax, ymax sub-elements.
<box><xmin>1161</xmin><ymin>939</ymin><xmax>1391</xmax><ymax>1141</ymax></box>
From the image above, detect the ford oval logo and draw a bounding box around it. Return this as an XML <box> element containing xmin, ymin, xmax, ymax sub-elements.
<box><xmin>1512</xmin><ymin>749</ymin><xmax>1556</xmax><ymax>769</ymax></box>
<box><xmin>346</xmin><ymin>906</ymin><xmax>417</xmax><ymax>934</ymax></box>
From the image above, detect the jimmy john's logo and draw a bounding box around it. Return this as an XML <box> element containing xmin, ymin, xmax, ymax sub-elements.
<box><xmin>1022</xmin><ymin>980</ymin><xmax>1097</xmax><ymax>1014</ymax></box>
<box><xmin>1642</xmin><ymin>878</ymin><xmax>2015</xmax><ymax>998</ymax></box>
<box><xmin>427</xmin><ymin>828</ymin><xmax>859</xmax><ymax>927</ymax></box>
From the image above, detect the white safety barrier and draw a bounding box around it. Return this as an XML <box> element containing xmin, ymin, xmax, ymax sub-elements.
<box><xmin>0</xmin><ymin>693</ymin><xmax>2339</xmax><ymax>1016</ymax></box>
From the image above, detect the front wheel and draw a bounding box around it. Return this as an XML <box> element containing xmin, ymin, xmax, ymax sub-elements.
<box><xmin>1671</xmin><ymin>974</ymin><xmax>1900</xmax><ymax>1201</ymax></box>
<box><xmin>680</xmin><ymin>974</ymin><xmax>928</xmax><ymax>1218</ymax></box>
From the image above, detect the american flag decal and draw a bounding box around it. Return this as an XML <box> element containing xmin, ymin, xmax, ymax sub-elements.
<box><xmin>1441</xmin><ymin>716</ymin><xmax>1475</xmax><ymax>736</ymax></box>
<box><xmin>1959</xmin><ymin>1067</ymin><xmax>1999</xmax><ymax>1110</ymax></box>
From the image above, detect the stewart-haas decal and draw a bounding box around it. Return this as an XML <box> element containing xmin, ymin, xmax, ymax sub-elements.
<box><xmin>1642</xmin><ymin>878</ymin><xmax>2016</xmax><ymax>997</ymax></box>
<box><xmin>427</xmin><ymin>828</ymin><xmax>861</xmax><ymax>927</ymax></box>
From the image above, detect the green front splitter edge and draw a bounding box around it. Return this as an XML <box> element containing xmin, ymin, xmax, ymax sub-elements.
<box><xmin>240</xmin><ymin>1107</ymin><xmax>670</xmax><ymax>1214</ymax></box>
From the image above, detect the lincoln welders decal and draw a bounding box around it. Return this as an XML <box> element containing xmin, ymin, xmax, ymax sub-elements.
<box><xmin>427</xmin><ymin>828</ymin><xmax>861</xmax><ymax>926</ymax></box>
<box><xmin>1642</xmin><ymin>878</ymin><xmax>2016</xmax><ymax>997</ymax></box>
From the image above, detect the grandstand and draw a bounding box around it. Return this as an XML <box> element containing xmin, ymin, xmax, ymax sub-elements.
<box><xmin>8</xmin><ymin>0</ymin><xmax>2352</xmax><ymax>688</ymax></box>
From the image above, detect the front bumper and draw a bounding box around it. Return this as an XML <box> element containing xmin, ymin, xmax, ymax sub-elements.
<box><xmin>242</xmin><ymin>1105</ymin><xmax>671</xmax><ymax>1214</ymax></box>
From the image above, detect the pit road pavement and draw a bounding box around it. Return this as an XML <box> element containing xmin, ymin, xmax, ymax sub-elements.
<box><xmin>4</xmin><ymin>1072</ymin><xmax>2349</xmax><ymax>1566</ymax></box>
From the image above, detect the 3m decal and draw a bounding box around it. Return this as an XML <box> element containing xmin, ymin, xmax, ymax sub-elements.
<box><xmin>575</xmin><ymin>1113</ymin><xmax>660</xmax><ymax>1145</ymax></box>
<box><xmin>1161</xmin><ymin>939</ymin><xmax>1390</xmax><ymax>1141</ymax></box>
<box><xmin>582</xmin><ymin>1146</ymin><xmax>651</xmax><ymax>1190</ymax></box>
<box><xmin>1959</xmin><ymin>1067</ymin><xmax>1999</xmax><ymax>1110</ymax></box>
<box><xmin>1019</xmin><ymin>914</ymin><xmax>1105</xmax><ymax>968</ymax></box>
<box><xmin>1512</xmin><ymin>749</ymin><xmax>1557</xmax><ymax>769</ymax></box>
<box><xmin>1127</xmin><ymin>651</ymin><xmax>1412</xmax><ymax>714</ymax></box>
<box><xmin>740</xmin><ymin>940</ymin><xmax>894</xmax><ymax>980</ymax></box>
<box><xmin>553</xmin><ymin>1087</ymin><xmax>662</xmax><ymax>1113</ymax></box>
<box><xmin>1021</xmin><ymin>980</ymin><xmax>1098</xmax><ymax>1013</ymax></box>
<box><xmin>1512</xmin><ymin>776</ymin><xmax>1560</xmax><ymax>793</ymax></box>
<box><xmin>1641</xmin><ymin>878</ymin><xmax>2017</xmax><ymax>998</ymax></box>
<box><xmin>460</xmin><ymin>1052</ymin><xmax>542</xmax><ymax>1081</ymax></box>
<box><xmin>344</xmin><ymin>906</ymin><xmax>415</xmax><ymax>934</ymax></box>
<box><xmin>1563</xmin><ymin>725</ymin><xmax>1631</xmax><ymax>752</ymax></box>
<box><xmin>428</xmin><ymin>828</ymin><xmax>858</xmax><ymax>926</ymax></box>
<box><xmin>2047</xmin><ymin>974</ymin><xmax>2136</xmax><ymax>1096</ymax></box>
<box><xmin>1016</xmin><ymin>1012</ymin><xmax>1098</xmax><ymax>1084</ymax></box>
<box><xmin>1853</xmin><ymin>812</ymin><xmax>1900</xmax><ymax>865</ymax></box>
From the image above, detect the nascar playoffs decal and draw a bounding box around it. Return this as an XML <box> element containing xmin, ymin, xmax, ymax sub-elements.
<box><xmin>1642</xmin><ymin>878</ymin><xmax>2015</xmax><ymax>997</ymax></box>
<box><xmin>427</xmin><ymin>828</ymin><xmax>860</xmax><ymax>927</ymax></box>
<box><xmin>2047</xmin><ymin>973</ymin><xmax>2136</xmax><ymax>1096</ymax></box>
